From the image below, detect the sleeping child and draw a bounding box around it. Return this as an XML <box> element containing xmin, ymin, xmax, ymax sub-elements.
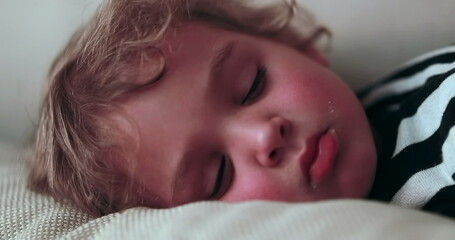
<box><xmin>27</xmin><ymin>0</ymin><xmax>455</xmax><ymax>217</ymax></box>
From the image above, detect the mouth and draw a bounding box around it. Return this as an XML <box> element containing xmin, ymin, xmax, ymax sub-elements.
<box><xmin>299</xmin><ymin>128</ymin><xmax>338</xmax><ymax>188</ymax></box>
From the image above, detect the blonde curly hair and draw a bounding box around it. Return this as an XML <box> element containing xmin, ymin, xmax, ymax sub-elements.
<box><xmin>28</xmin><ymin>0</ymin><xmax>329</xmax><ymax>216</ymax></box>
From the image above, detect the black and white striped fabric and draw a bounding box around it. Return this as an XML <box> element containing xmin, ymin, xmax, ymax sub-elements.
<box><xmin>359</xmin><ymin>45</ymin><xmax>455</xmax><ymax>217</ymax></box>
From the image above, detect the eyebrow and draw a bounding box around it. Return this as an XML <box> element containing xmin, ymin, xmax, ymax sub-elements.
<box><xmin>170</xmin><ymin>41</ymin><xmax>237</xmax><ymax>205</ymax></box>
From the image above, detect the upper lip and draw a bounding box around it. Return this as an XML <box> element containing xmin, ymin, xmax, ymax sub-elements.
<box><xmin>298</xmin><ymin>129</ymin><xmax>327</xmax><ymax>181</ymax></box>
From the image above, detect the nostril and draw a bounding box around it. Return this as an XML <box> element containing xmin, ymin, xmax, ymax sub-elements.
<box><xmin>279</xmin><ymin>125</ymin><xmax>285</xmax><ymax>136</ymax></box>
<box><xmin>269</xmin><ymin>149</ymin><xmax>277</xmax><ymax>159</ymax></box>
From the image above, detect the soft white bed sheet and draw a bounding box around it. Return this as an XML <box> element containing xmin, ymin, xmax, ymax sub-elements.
<box><xmin>1</xmin><ymin>141</ymin><xmax>454</xmax><ymax>240</ymax></box>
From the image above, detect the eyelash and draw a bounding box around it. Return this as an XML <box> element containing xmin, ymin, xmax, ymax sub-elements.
<box><xmin>209</xmin><ymin>155</ymin><xmax>232</xmax><ymax>200</ymax></box>
<box><xmin>241</xmin><ymin>67</ymin><xmax>267</xmax><ymax>105</ymax></box>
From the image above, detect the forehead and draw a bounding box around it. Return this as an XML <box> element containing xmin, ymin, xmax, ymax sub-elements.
<box><xmin>164</xmin><ymin>21</ymin><xmax>228</xmax><ymax>64</ymax></box>
<box><xmin>122</xmin><ymin>21</ymin><xmax>236</xmax><ymax>137</ymax></box>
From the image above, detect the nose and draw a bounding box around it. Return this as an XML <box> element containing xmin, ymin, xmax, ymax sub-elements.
<box><xmin>229</xmin><ymin>116</ymin><xmax>290</xmax><ymax>167</ymax></box>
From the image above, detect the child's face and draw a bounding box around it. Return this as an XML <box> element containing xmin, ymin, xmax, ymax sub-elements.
<box><xmin>116</xmin><ymin>21</ymin><xmax>377</xmax><ymax>207</ymax></box>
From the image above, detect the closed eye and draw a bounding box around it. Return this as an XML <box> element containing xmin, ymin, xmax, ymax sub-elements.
<box><xmin>208</xmin><ymin>155</ymin><xmax>232</xmax><ymax>200</ymax></box>
<box><xmin>241</xmin><ymin>67</ymin><xmax>267</xmax><ymax>105</ymax></box>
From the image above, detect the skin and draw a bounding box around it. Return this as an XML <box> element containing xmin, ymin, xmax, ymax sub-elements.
<box><xmin>115</xmin><ymin>20</ymin><xmax>377</xmax><ymax>207</ymax></box>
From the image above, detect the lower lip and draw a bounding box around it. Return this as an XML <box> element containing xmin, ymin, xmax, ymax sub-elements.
<box><xmin>308</xmin><ymin>128</ymin><xmax>338</xmax><ymax>186</ymax></box>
